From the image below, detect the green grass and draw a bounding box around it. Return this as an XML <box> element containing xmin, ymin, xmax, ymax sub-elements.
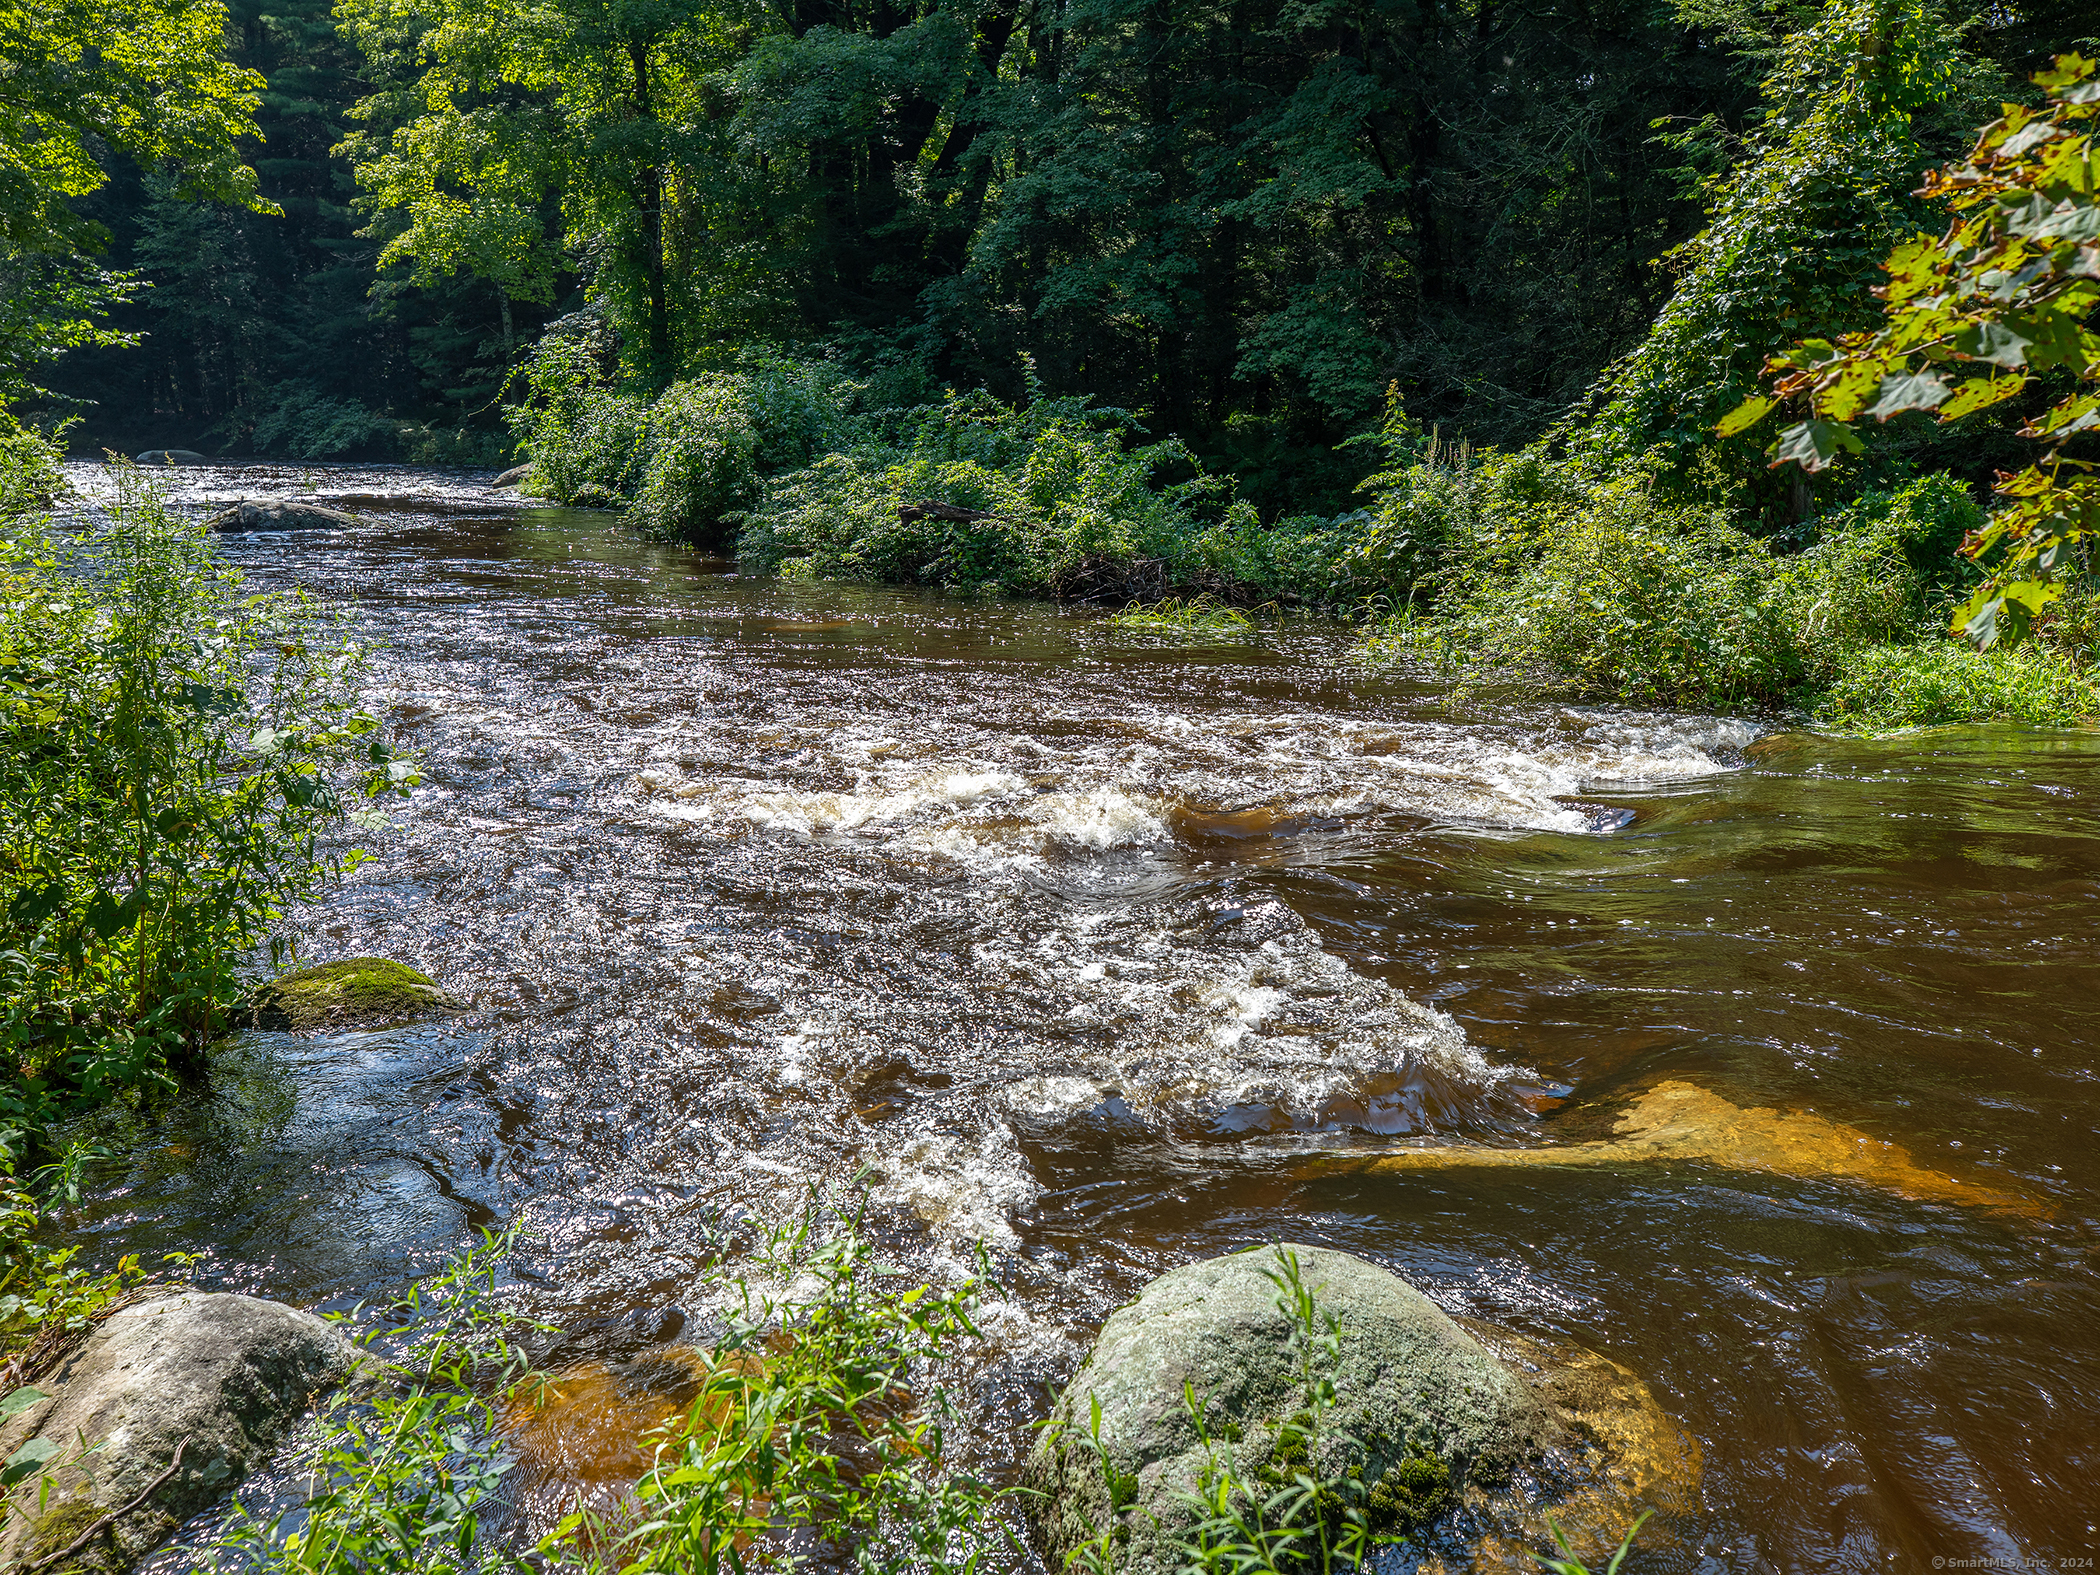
<box><xmin>1103</xmin><ymin>596</ymin><xmax>1258</xmax><ymax>638</ymax></box>
<box><xmin>1817</xmin><ymin>642</ymin><xmax>2099</xmax><ymax>729</ymax></box>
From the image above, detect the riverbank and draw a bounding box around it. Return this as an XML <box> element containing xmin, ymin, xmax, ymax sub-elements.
<box><xmin>504</xmin><ymin>358</ymin><xmax>2099</xmax><ymax>732</ymax></box>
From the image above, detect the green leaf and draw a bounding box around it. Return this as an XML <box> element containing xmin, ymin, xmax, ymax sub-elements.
<box><xmin>1715</xmin><ymin>394</ymin><xmax>1775</xmax><ymax>437</ymax></box>
<box><xmin>84</xmin><ymin>889</ymin><xmax>126</xmax><ymax>940</ymax></box>
<box><xmin>1939</xmin><ymin>375</ymin><xmax>2029</xmax><ymax>420</ymax></box>
<box><xmin>1768</xmin><ymin>420</ymin><xmax>1861</xmax><ymax>472</ymax></box>
<box><xmin>178</xmin><ymin>681</ymin><xmax>243</xmax><ymax>715</ymax></box>
<box><xmin>2032</xmin><ymin>204</ymin><xmax>2100</xmax><ymax>245</ymax></box>
<box><xmin>1953</xmin><ymin>320</ymin><xmax>2034</xmax><ymax>369</ymax></box>
<box><xmin>6</xmin><ymin>881</ymin><xmax>68</xmax><ymax>930</ymax></box>
<box><xmin>0</xmin><ymin>1387</ymin><xmax>48</xmax><ymax>1422</ymax></box>
<box><xmin>2</xmin><ymin>1436</ymin><xmax>62</xmax><ymax>1486</ymax></box>
<box><xmin>1865</xmin><ymin>369</ymin><xmax>1950</xmax><ymax>419</ymax></box>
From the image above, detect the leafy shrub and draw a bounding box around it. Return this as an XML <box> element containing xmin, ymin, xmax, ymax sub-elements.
<box><xmin>0</xmin><ymin>420</ymin><xmax>63</xmax><ymax>516</ymax></box>
<box><xmin>738</xmin><ymin>387</ymin><xmax>1206</xmax><ymax>594</ymax></box>
<box><xmin>0</xmin><ymin>467</ymin><xmax>412</xmax><ymax>1148</ymax></box>
<box><xmin>515</xmin><ymin>356</ymin><xmax>654</xmax><ymax>509</ymax></box>
<box><xmin>0</xmin><ymin>1167</ymin><xmax>148</xmax><ymax>1365</ymax></box>
<box><xmin>626</xmin><ymin>379</ymin><xmax>759</xmax><ymax>542</ymax></box>
<box><xmin>1818</xmin><ymin>642</ymin><xmax>2099</xmax><ymax>729</ymax></box>
<box><xmin>1377</xmin><ymin>468</ymin><xmax>1988</xmax><ymax>712</ymax></box>
<box><xmin>510</xmin><ymin>343</ymin><xmax>870</xmax><ymax>546</ymax></box>
<box><xmin>250</xmin><ymin>384</ymin><xmax>400</xmax><ymax>459</ymax></box>
<box><xmin>211</xmin><ymin>1201</ymin><xmax>1002</xmax><ymax>1575</ymax></box>
<box><xmin>213</xmin><ymin>1228</ymin><xmax>546</xmax><ymax>1575</ymax></box>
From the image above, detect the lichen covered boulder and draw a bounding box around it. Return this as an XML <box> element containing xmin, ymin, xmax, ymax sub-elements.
<box><xmin>0</xmin><ymin>1292</ymin><xmax>357</xmax><ymax>1573</ymax></box>
<box><xmin>251</xmin><ymin>956</ymin><xmax>461</xmax><ymax>1030</ymax></box>
<box><xmin>1024</xmin><ymin>1245</ymin><xmax>1698</xmax><ymax>1573</ymax></box>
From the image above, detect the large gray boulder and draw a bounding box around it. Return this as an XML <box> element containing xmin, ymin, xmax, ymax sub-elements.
<box><xmin>1024</xmin><ymin>1245</ymin><xmax>1699</xmax><ymax>1573</ymax></box>
<box><xmin>0</xmin><ymin>1292</ymin><xmax>357</xmax><ymax>1573</ymax></box>
<box><xmin>1024</xmin><ymin>1245</ymin><xmax>1549</xmax><ymax>1572</ymax></box>
<box><xmin>205</xmin><ymin>500</ymin><xmax>360</xmax><ymax>532</ymax></box>
<box><xmin>490</xmin><ymin>463</ymin><xmax>533</xmax><ymax>488</ymax></box>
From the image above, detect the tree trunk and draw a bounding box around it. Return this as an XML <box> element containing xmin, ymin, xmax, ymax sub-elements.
<box><xmin>629</xmin><ymin>38</ymin><xmax>672</xmax><ymax>381</ymax></box>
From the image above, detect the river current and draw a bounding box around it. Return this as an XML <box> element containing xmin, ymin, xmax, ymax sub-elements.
<box><xmin>59</xmin><ymin>463</ymin><xmax>2100</xmax><ymax>1571</ymax></box>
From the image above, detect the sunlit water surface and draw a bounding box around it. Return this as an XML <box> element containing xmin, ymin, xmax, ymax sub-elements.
<box><xmin>56</xmin><ymin>463</ymin><xmax>2100</xmax><ymax>1571</ymax></box>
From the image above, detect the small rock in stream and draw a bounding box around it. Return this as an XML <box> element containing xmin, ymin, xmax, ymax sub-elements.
<box><xmin>249</xmin><ymin>956</ymin><xmax>461</xmax><ymax>1031</ymax></box>
<box><xmin>204</xmin><ymin>499</ymin><xmax>361</xmax><ymax>532</ymax></box>
<box><xmin>0</xmin><ymin>1292</ymin><xmax>356</xmax><ymax>1574</ymax></box>
<box><xmin>1024</xmin><ymin>1244</ymin><xmax>1696</xmax><ymax>1573</ymax></box>
<box><xmin>490</xmin><ymin>463</ymin><xmax>534</xmax><ymax>488</ymax></box>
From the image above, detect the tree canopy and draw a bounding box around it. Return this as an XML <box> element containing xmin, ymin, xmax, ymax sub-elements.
<box><xmin>0</xmin><ymin>0</ymin><xmax>272</xmax><ymax>402</ymax></box>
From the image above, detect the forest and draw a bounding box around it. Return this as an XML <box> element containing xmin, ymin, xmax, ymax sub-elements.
<box><xmin>1</xmin><ymin>0</ymin><xmax>2098</xmax><ymax>1567</ymax></box>
<box><xmin>11</xmin><ymin>0</ymin><xmax>2087</xmax><ymax>490</ymax></box>
<box><xmin>3</xmin><ymin>0</ymin><xmax>2094</xmax><ymax>733</ymax></box>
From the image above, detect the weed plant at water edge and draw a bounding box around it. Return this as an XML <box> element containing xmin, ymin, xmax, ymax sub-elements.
<box><xmin>0</xmin><ymin>464</ymin><xmax>415</xmax><ymax>1153</ymax></box>
<box><xmin>200</xmin><ymin>1195</ymin><xmax>1006</xmax><ymax>1575</ymax></box>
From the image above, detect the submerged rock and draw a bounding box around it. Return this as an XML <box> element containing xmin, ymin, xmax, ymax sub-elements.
<box><xmin>250</xmin><ymin>956</ymin><xmax>461</xmax><ymax>1030</ymax></box>
<box><xmin>1310</xmin><ymin>1079</ymin><xmax>2039</xmax><ymax>1214</ymax></box>
<box><xmin>0</xmin><ymin>1293</ymin><xmax>356</xmax><ymax>1573</ymax></box>
<box><xmin>1023</xmin><ymin>1245</ymin><xmax>1692</xmax><ymax>1573</ymax></box>
<box><xmin>134</xmin><ymin>449</ymin><xmax>208</xmax><ymax>466</ymax></box>
<box><xmin>204</xmin><ymin>499</ymin><xmax>360</xmax><ymax>531</ymax></box>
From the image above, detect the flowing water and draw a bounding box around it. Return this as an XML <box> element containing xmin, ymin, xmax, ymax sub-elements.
<box><xmin>59</xmin><ymin>464</ymin><xmax>2100</xmax><ymax>1571</ymax></box>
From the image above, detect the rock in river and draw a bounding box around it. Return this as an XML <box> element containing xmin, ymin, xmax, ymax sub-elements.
<box><xmin>1024</xmin><ymin>1244</ymin><xmax>1697</xmax><ymax>1573</ymax></box>
<box><xmin>250</xmin><ymin>956</ymin><xmax>461</xmax><ymax>1030</ymax></box>
<box><xmin>204</xmin><ymin>499</ymin><xmax>360</xmax><ymax>532</ymax></box>
<box><xmin>490</xmin><ymin>463</ymin><xmax>534</xmax><ymax>488</ymax></box>
<box><xmin>1305</xmin><ymin>1079</ymin><xmax>2040</xmax><ymax>1215</ymax></box>
<box><xmin>0</xmin><ymin>1292</ymin><xmax>356</xmax><ymax>1573</ymax></box>
<box><xmin>134</xmin><ymin>450</ymin><xmax>208</xmax><ymax>466</ymax></box>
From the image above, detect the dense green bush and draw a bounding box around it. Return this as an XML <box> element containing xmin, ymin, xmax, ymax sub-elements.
<box><xmin>0</xmin><ymin>467</ymin><xmax>412</xmax><ymax>1152</ymax></box>
<box><xmin>739</xmin><ymin>387</ymin><xmax>1212</xmax><ymax>595</ymax></box>
<box><xmin>1818</xmin><ymin>643</ymin><xmax>2098</xmax><ymax>729</ymax></box>
<box><xmin>509</xmin><ymin>342</ymin><xmax>869</xmax><ymax>546</ymax></box>
<box><xmin>249</xmin><ymin>385</ymin><xmax>399</xmax><ymax>460</ymax></box>
<box><xmin>0</xmin><ymin>421</ymin><xmax>63</xmax><ymax>516</ymax></box>
<box><xmin>1370</xmin><ymin>469</ymin><xmax>1995</xmax><ymax>712</ymax></box>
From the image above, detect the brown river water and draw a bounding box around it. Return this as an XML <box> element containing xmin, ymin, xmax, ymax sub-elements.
<box><xmin>57</xmin><ymin>463</ymin><xmax>2100</xmax><ymax>1572</ymax></box>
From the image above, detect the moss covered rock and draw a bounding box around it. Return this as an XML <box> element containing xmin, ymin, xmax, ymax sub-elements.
<box><xmin>250</xmin><ymin>957</ymin><xmax>460</xmax><ymax>1030</ymax></box>
<box><xmin>1024</xmin><ymin>1245</ymin><xmax>1698</xmax><ymax>1573</ymax></box>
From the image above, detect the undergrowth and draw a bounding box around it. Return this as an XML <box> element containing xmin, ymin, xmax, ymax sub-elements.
<box><xmin>0</xmin><ymin>466</ymin><xmax>415</xmax><ymax>1152</ymax></box>
<box><xmin>514</xmin><ymin>350</ymin><xmax>2096</xmax><ymax>728</ymax></box>
<box><xmin>205</xmin><ymin>1199</ymin><xmax>1004</xmax><ymax>1575</ymax></box>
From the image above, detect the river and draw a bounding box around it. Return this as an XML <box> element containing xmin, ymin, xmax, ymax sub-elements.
<box><xmin>62</xmin><ymin>463</ymin><xmax>2100</xmax><ymax>1571</ymax></box>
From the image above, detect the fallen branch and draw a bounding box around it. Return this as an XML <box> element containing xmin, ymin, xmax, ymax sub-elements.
<box><xmin>897</xmin><ymin>500</ymin><xmax>1001</xmax><ymax>524</ymax></box>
